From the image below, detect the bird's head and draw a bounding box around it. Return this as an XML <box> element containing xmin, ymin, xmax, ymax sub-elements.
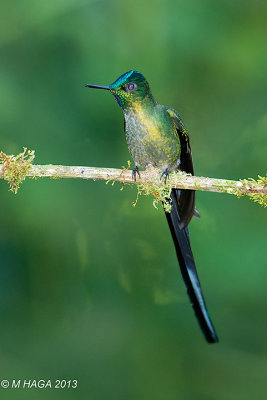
<box><xmin>85</xmin><ymin>70</ymin><xmax>153</xmax><ymax>109</ymax></box>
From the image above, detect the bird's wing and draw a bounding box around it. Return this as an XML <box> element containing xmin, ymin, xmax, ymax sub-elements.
<box><xmin>166</xmin><ymin>108</ymin><xmax>195</xmax><ymax>228</ymax></box>
<box><xmin>166</xmin><ymin>108</ymin><xmax>194</xmax><ymax>175</ymax></box>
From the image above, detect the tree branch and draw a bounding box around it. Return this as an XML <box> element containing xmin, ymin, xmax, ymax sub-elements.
<box><xmin>0</xmin><ymin>148</ymin><xmax>266</xmax><ymax>207</ymax></box>
<box><xmin>10</xmin><ymin>164</ymin><xmax>266</xmax><ymax>194</ymax></box>
<box><xmin>0</xmin><ymin>162</ymin><xmax>266</xmax><ymax>193</ymax></box>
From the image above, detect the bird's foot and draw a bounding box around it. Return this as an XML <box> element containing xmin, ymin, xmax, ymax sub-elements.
<box><xmin>160</xmin><ymin>168</ymin><xmax>170</xmax><ymax>184</ymax></box>
<box><xmin>132</xmin><ymin>166</ymin><xmax>141</xmax><ymax>181</ymax></box>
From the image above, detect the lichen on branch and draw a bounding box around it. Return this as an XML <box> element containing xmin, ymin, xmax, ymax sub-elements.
<box><xmin>240</xmin><ymin>176</ymin><xmax>267</xmax><ymax>208</ymax></box>
<box><xmin>0</xmin><ymin>148</ymin><xmax>35</xmax><ymax>193</ymax></box>
<box><xmin>133</xmin><ymin>178</ymin><xmax>173</xmax><ymax>212</ymax></box>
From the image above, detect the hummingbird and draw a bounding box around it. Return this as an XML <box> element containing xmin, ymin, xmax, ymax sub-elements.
<box><xmin>85</xmin><ymin>70</ymin><xmax>218</xmax><ymax>343</ymax></box>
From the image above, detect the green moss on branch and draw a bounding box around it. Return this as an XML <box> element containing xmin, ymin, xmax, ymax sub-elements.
<box><xmin>0</xmin><ymin>148</ymin><xmax>35</xmax><ymax>193</ymax></box>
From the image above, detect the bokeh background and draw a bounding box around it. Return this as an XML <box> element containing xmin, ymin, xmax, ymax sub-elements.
<box><xmin>0</xmin><ymin>0</ymin><xmax>266</xmax><ymax>399</ymax></box>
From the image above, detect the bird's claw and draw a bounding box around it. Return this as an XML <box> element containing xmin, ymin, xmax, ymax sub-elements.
<box><xmin>132</xmin><ymin>166</ymin><xmax>141</xmax><ymax>181</ymax></box>
<box><xmin>160</xmin><ymin>168</ymin><xmax>170</xmax><ymax>184</ymax></box>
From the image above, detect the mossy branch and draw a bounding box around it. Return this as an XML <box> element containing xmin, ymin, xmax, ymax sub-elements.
<box><xmin>0</xmin><ymin>149</ymin><xmax>266</xmax><ymax>208</ymax></box>
<box><xmin>0</xmin><ymin>148</ymin><xmax>35</xmax><ymax>194</ymax></box>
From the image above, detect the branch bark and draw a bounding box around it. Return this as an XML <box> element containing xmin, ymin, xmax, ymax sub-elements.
<box><xmin>0</xmin><ymin>163</ymin><xmax>266</xmax><ymax>196</ymax></box>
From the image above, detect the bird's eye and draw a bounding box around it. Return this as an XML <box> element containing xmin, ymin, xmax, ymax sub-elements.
<box><xmin>127</xmin><ymin>83</ymin><xmax>136</xmax><ymax>91</ymax></box>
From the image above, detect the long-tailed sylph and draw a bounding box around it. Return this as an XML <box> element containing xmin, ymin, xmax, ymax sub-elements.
<box><xmin>85</xmin><ymin>70</ymin><xmax>218</xmax><ymax>343</ymax></box>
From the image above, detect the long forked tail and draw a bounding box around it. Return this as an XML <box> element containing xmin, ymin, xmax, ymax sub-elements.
<box><xmin>165</xmin><ymin>189</ymin><xmax>218</xmax><ymax>343</ymax></box>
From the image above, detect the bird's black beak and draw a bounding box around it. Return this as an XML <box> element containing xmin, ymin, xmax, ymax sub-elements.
<box><xmin>84</xmin><ymin>84</ymin><xmax>110</xmax><ymax>90</ymax></box>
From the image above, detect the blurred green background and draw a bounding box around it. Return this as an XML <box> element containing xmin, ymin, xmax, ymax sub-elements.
<box><xmin>0</xmin><ymin>0</ymin><xmax>266</xmax><ymax>399</ymax></box>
